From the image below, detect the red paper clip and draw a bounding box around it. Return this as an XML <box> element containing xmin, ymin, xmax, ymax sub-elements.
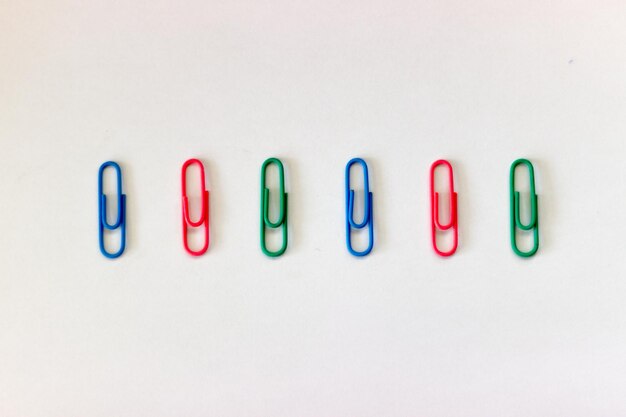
<box><xmin>181</xmin><ymin>158</ymin><xmax>209</xmax><ymax>256</ymax></box>
<box><xmin>430</xmin><ymin>160</ymin><xmax>458</xmax><ymax>256</ymax></box>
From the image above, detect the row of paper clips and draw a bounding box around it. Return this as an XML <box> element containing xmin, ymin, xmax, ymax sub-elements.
<box><xmin>98</xmin><ymin>158</ymin><xmax>539</xmax><ymax>259</ymax></box>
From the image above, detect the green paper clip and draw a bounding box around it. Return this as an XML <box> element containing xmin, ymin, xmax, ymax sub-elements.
<box><xmin>260</xmin><ymin>158</ymin><xmax>288</xmax><ymax>257</ymax></box>
<box><xmin>510</xmin><ymin>158</ymin><xmax>539</xmax><ymax>257</ymax></box>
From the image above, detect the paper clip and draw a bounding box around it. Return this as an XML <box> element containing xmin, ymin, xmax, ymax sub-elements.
<box><xmin>98</xmin><ymin>161</ymin><xmax>126</xmax><ymax>259</ymax></box>
<box><xmin>510</xmin><ymin>158</ymin><xmax>539</xmax><ymax>257</ymax></box>
<box><xmin>345</xmin><ymin>158</ymin><xmax>374</xmax><ymax>257</ymax></box>
<box><xmin>260</xmin><ymin>158</ymin><xmax>288</xmax><ymax>257</ymax></box>
<box><xmin>181</xmin><ymin>158</ymin><xmax>210</xmax><ymax>256</ymax></box>
<box><xmin>430</xmin><ymin>159</ymin><xmax>458</xmax><ymax>256</ymax></box>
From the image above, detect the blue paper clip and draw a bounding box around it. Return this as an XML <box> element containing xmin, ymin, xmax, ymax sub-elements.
<box><xmin>98</xmin><ymin>161</ymin><xmax>126</xmax><ymax>258</ymax></box>
<box><xmin>345</xmin><ymin>158</ymin><xmax>374</xmax><ymax>256</ymax></box>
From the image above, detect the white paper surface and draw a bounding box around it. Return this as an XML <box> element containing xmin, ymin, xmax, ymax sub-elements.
<box><xmin>1</xmin><ymin>1</ymin><xmax>626</xmax><ymax>415</ymax></box>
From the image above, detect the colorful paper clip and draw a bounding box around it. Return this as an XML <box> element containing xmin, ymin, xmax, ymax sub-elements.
<box><xmin>430</xmin><ymin>159</ymin><xmax>458</xmax><ymax>256</ymax></box>
<box><xmin>260</xmin><ymin>158</ymin><xmax>288</xmax><ymax>257</ymax></box>
<box><xmin>181</xmin><ymin>158</ymin><xmax>210</xmax><ymax>256</ymax></box>
<box><xmin>345</xmin><ymin>158</ymin><xmax>374</xmax><ymax>257</ymax></box>
<box><xmin>98</xmin><ymin>161</ymin><xmax>126</xmax><ymax>259</ymax></box>
<box><xmin>510</xmin><ymin>158</ymin><xmax>539</xmax><ymax>257</ymax></box>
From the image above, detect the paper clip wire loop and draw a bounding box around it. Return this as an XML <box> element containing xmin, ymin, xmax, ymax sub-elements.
<box><xmin>430</xmin><ymin>159</ymin><xmax>458</xmax><ymax>256</ymax></box>
<box><xmin>345</xmin><ymin>158</ymin><xmax>374</xmax><ymax>257</ymax></box>
<box><xmin>98</xmin><ymin>161</ymin><xmax>126</xmax><ymax>259</ymax></box>
<box><xmin>510</xmin><ymin>158</ymin><xmax>539</xmax><ymax>257</ymax></box>
<box><xmin>181</xmin><ymin>158</ymin><xmax>210</xmax><ymax>256</ymax></box>
<box><xmin>260</xmin><ymin>158</ymin><xmax>288</xmax><ymax>257</ymax></box>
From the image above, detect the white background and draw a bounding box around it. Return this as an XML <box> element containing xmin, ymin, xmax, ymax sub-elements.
<box><xmin>2</xmin><ymin>1</ymin><xmax>626</xmax><ymax>416</ymax></box>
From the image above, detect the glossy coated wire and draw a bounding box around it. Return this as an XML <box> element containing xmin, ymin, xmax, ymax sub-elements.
<box><xmin>510</xmin><ymin>158</ymin><xmax>539</xmax><ymax>257</ymax></box>
<box><xmin>98</xmin><ymin>161</ymin><xmax>126</xmax><ymax>259</ymax></box>
<box><xmin>260</xmin><ymin>158</ymin><xmax>288</xmax><ymax>257</ymax></box>
<box><xmin>345</xmin><ymin>158</ymin><xmax>374</xmax><ymax>257</ymax></box>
